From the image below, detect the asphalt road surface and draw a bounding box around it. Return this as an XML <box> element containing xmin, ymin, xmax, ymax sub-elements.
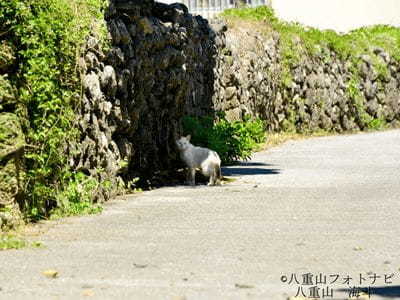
<box><xmin>1</xmin><ymin>130</ymin><xmax>400</xmax><ymax>300</ymax></box>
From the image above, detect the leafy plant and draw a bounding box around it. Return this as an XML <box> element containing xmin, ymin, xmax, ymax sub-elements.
<box><xmin>183</xmin><ymin>114</ymin><xmax>266</xmax><ymax>164</ymax></box>
<box><xmin>49</xmin><ymin>171</ymin><xmax>103</xmax><ymax>218</ymax></box>
<box><xmin>0</xmin><ymin>0</ymin><xmax>108</xmax><ymax>220</ymax></box>
<box><xmin>0</xmin><ymin>234</ymin><xmax>27</xmax><ymax>250</ymax></box>
<box><xmin>0</xmin><ymin>233</ymin><xmax>44</xmax><ymax>250</ymax></box>
<box><xmin>367</xmin><ymin>118</ymin><xmax>387</xmax><ymax>130</ymax></box>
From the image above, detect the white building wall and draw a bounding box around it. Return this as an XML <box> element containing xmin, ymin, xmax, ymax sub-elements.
<box><xmin>271</xmin><ymin>0</ymin><xmax>400</xmax><ymax>32</ymax></box>
<box><xmin>158</xmin><ymin>0</ymin><xmax>176</xmax><ymax>4</ymax></box>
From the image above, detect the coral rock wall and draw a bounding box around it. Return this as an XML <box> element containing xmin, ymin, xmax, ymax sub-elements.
<box><xmin>74</xmin><ymin>0</ymin><xmax>224</xmax><ymax>189</ymax></box>
<box><xmin>77</xmin><ymin>0</ymin><xmax>400</xmax><ymax>192</ymax></box>
<box><xmin>213</xmin><ymin>26</ymin><xmax>400</xmax><ymax>132</ymax></box>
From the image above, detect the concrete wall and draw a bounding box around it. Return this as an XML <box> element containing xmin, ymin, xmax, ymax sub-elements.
<box><xmin>271</xmin><ymin>0</ymin><xmax>400</xmax><ymax>32</ymax></box>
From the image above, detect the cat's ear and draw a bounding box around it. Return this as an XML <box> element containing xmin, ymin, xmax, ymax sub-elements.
<box><xmin>186</xmin><ymin>134</ymin><xmax>191</xmax><ymax>141</ymax></box>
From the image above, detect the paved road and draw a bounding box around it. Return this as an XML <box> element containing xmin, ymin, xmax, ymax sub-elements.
<box><xmin>1</xmin><ymin>130</ymin><xmax>400</xmax><ymax>300</ymax></box>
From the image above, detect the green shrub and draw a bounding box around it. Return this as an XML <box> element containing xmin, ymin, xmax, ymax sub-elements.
<box><xmin>221</xmin><ymin>6</ymin><xmax>400</xmax><ymax>61</ymax></box>
<box><xmin>183</xmin><ymin>114</ymin><xmax>266</xmax><ymax>164</ymax></box>
<box><xmin>0</xmin><ymin>234</ymin><xmax>43</xmax><ymax>250</ymax></box>
<box><xmin>367</xmin><ymin>118</ymin><xmax>387</xmax><ymax>130</ymax></box>
<box><xmin>0</xmin><ymin>0</ymin><xmax>107</xmax><ymax>220</ymax></box>
<box><xmin>49</xmin><ymin>171</ymin><xmax>102</xmax><ymax>218</ymax></box>
<box><xmin>0</xmin><ymin>234</ymin><xmax>27</xmax><ymax>250</ymax></box>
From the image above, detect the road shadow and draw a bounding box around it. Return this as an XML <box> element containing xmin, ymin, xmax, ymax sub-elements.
<box><xmin>338</xmin><ymin>286</ymin><xmax>400</xmax><ymax>298</ymax></box>
<box><xmin>236</xmin><ymin>162</ymin><xmax>275</xmax><ymax>167</ymax></box>
<box><xmin>222</xmin><ymin>161</ymin><xmax>280</xmax><ymax>176</ymax></box>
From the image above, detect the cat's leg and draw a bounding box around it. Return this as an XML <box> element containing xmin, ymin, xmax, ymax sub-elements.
<box><xmin>188</xmin><ymin>167</ymin><xmax>196</xmax><ymax>186</ymax></box>
<box><xmin>185</xmin><ymin>168</ymin><xmax>190</xmax><ymax>185</ymax></box>
<box><xmin>207</xmin><ymin>166</ymin><xmax>216</xmax><ymax>186</ymax></box>
<box><xmin>215</xmin><ymin>164</ymin><xmax>222</xmax><ymax>185</ymax></box>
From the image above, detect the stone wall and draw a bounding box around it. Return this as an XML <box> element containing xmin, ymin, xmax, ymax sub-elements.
<box><xmin>212</xmin><ymin>25</ymin><xmax>400</xmax><ymax>132</ymax></box>
<box><xmin>73</xmin><ymin>0</ymin><xmax>224</xmax><ymax>190</ymax></box>
<box><xmin>76</xmin><ymin>0</ymin><xmax>400</xmax><ymax>193</ymax></box>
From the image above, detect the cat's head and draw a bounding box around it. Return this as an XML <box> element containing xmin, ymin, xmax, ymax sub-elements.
<box><xmin>176</xmin><ymin>135</ymin><xmax>191</xmax><ymax>151</ymax></box>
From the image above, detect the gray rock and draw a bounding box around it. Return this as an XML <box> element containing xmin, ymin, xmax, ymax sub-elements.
<box><xmin>86</xmin><ymin>36</ymin><xmax>99</xmax><ymax>51</ymax></box>
<box><xmin>117</xmin><ymin>69</ymin><xmax>131</xmax><ymax>100</ymax></box>
<box><xmin>374</xmin><ymin>47</ymin><xmax>390</xmax><ymax>63</ymax></box>
<box><xmin>84</xmin><ymin>72</ymin><xmax>102</xmax><ymax>102</ymax></box>
<box><xmin>108</xmin><ymin>19</ymin><xmax>121</xmax><ymax>45</ymax></box>
<box><xmin>360</xmin><ymin>54</ymin><xmax>372</xmax><ymax>65</ymax></box>
<box><xmin>116</xmin><ymin>19</ymin><xmax>131</xmax><ymax>44</ymax></box>
<box><xmin>100</xmin><ymin>65</ymin><xmax>118</xmax><ymax>97</ymax></box>
<box><xmin>128</xmin><ymin>24</ymin><xmax>137</xmax><ymax>37</ymax></box>
<box><xmin>85</xmin><ymin>52</ymin><xmax>100</xmax><ymax>70</ymax></box>
<box><xmin>366</xmin><ymin>99</ymin><xmax>379</xmax><ymax>116</ymax></box>
<box><xmin>107</xmin><ymin>47</ymin><xmax>125</xmax><ymax>66</ymax></box>
<box><xmin>364</xmin><ymin>80</ymin><xmax>377</xmax><ymax>100</ymax></box>
<box><xmin>224</xmin><ymin>87</ymin><xmax>237</xmax><ymax>100</ymax></box>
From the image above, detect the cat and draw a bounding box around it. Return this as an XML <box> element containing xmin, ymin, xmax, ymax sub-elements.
<box><xmin>176</xmin><ymin>135</ymin><xmax>222</xmax><ymax>186</ymax></box>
